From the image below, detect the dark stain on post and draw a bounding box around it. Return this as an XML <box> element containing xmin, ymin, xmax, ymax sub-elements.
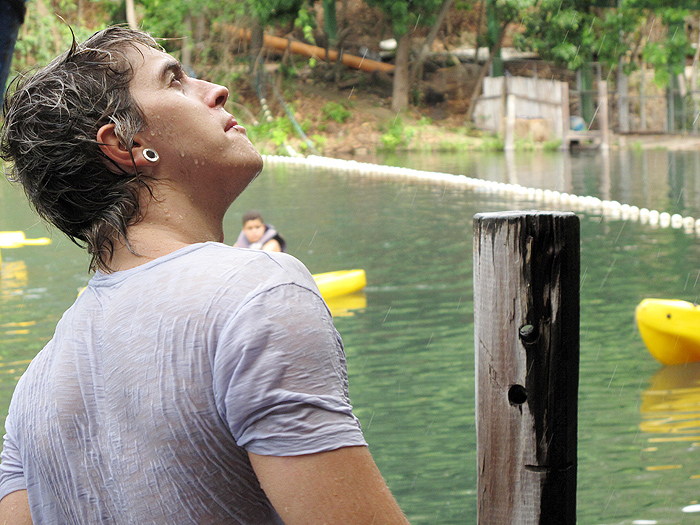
<box><xmin>519</xmin><ymin>213</ymin><xmax>579</xmax><ymax>523</ymax></box>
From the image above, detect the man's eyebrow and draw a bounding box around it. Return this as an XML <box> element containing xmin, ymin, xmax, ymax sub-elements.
<box><xmin>158</xmin><ymin>59</ymin><xmax>183</xmax><ymax>84</ymax></box>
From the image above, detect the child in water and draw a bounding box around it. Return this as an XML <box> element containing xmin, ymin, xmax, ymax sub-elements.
<box><xmin>234</xmin><ymin>210</ymin><xmax>286</xmax><ymax>252</ymax></box>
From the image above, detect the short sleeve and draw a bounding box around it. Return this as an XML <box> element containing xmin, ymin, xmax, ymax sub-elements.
<box><xmin>212</xmin><ymin>283</ymin><xmax>367</xmax><ymax>456</ymax></box>
<box><xmin>0</xmin><ymin>396</ymin><xmax>27</xmax><ymax>501</ymax></box>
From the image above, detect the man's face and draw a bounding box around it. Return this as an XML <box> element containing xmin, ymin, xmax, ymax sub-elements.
<box><xmin>127</xmin><ymin>45</ymin><xmax>263</xmax><ymax>211</ymax></box>
<box><xmin>242</xmin><ymin>219</ymin><xmax>265</xmax><ymax>243</ymax></box>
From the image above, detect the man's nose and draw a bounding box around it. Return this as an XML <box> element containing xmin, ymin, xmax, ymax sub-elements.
<box><xmin>200</xmin><ymin>80</ymin><xmax>229</xmax><ymax>108</ymax></box>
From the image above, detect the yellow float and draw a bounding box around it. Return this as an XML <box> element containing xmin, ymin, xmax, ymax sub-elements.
<box><xmin>312</xmin><ymin>269</ymin><xmax>366</xmax><ymax>300</ymax></box>
<box><xmin>0</xmin><ymin>231</ymin><xmax>52</xmax><ymax>248</ymax></box>
<box><xmin>636</xmin><ymin>299</ymin><xmax>700</xmax><ymax>365</ymax></box>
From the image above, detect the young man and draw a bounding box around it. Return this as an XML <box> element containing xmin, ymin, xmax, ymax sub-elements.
<box><xmin>0</xmin><ymin>26</ymin><xmax>407</xmax><ymax>524</ymax></box>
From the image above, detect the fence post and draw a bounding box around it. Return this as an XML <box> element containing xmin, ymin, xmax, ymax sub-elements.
<box><xmin>560</xmin><ymin>81</ymin><xmax>570</xmax><ymax>150</ymax></box>
<box><xmin>598</xmin><ymin>81</ymin><xmax>609</xmax><ymax>151</ymax></box>
<box><xmin>505</xmin><ymin>94</ymin><xmax>516</xmax><ymax>151</ymax></box>
<box><xmin>640</xmin><ymin>64</ymin><xmax>647</xmax><ymax>132</ymax></box>
<box><xmin>473</xmin><ymin>211</ymin><xmax>580</xmax><ymax>524</ymax></box>
<box><xmin>617</xmin><ymin>64</ymin><xmax>630</xmax><ymax>133</ymax></box>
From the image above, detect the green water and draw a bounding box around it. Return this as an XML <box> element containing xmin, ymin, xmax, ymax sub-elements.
<box><xmin>3</xmin><ymin>150</ymin><xmax>700</xmax><ymax>523</ymax></box>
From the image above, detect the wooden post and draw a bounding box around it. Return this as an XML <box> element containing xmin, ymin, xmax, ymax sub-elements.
<box><xmin>598</xmin><ymin>80</ymin><xmax>609</xmax><ymax>151</ymax></box>
<box><xmin>641</xmin><ymin>64</ymin><xmax>647</xmax><ymax>132</ymax></box>
<box><xmin>473</xmin><ymin>211</ymin><xmax>580</xmax><ymax>525</ymax></box>
<box><xmin>125</xmin><ymin>0</ymin><xmax>137</xmax><ymax>29</ymax></box>
<box><xmin>617</xmin><ymin>61</ymin><xmax>630</xmax><ymax>133</ymax></box>
<box><xmin>560</xmin><ymin>81</ymin><xmax>570</xmax><ymax>150</ymax></box>
<box><xmin>505</xmin><ymin>94</ymin><xmax>516</xmax><ymax>151</ymax></box>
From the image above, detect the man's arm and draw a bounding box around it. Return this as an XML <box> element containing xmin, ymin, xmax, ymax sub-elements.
<box><xmin>0</xmin><ymin>490</ymin><xmax>31</xmax><ymax>525</ymax></box>
<box><xmin>249</xmin><ymin>445</ymin><xmax>408</xmax><ymax>524</ymax></box>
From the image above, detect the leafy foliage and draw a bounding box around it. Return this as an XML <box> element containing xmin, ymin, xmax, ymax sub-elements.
<box><xmin>379</xmin><ymin>117</ymin><xmax>415</xmax><ymax>151</ymax></box>
<box><xmin>12</xmin><ymin>0</ymin><xmax>105</xmax><ymax>73</ymax></box>
<box><xmin>363</xmin><ymin>0</ymin><xmax>445</xmax><ymax>37</ymax></box>
<box><xmin>490</xmin><ymin>0</ymin><xmax>534</xmax><ymax>24</ymax></box>
<box><xmin>248</xmin><ymin>0</ymin><xmax>307</xmax><ymax>26</ymax></box>
<box><xmin>516</xmin><ymin>0</ymin><xmax>693</xmax><ymax>85</ymax></box>
<box><xmin>321</xmin><ymin>101</ymin><xmax>353</xmax><ymax>123</ymax></box>
<box><xmin>137</xmin><ymin>0</ymin><xmax>244</xmax><ymax>54</ymax></box>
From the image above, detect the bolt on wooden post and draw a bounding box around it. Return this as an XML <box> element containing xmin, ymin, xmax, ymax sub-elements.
<box><xmin>473</xmin><ymin>211</ymin><xmax>580</xmax><ymax>524</ymax></box>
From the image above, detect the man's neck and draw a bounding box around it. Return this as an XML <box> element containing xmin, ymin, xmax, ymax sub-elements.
<box><xmin>106</xmin><ymin>191</ymin><xmax>226</xmax><ymax>272</ymax></box>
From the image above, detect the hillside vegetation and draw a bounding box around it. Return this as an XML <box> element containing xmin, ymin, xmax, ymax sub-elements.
<box><xmin>9</xmin><ymin>0</ymin><xmax>700</xmax><ymax>156</ymax></box>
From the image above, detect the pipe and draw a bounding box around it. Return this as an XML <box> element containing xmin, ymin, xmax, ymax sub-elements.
<box><xmin>232</xmin><ymin>27</ymin><xmax>395</xmax><ymax>74</ymax></box>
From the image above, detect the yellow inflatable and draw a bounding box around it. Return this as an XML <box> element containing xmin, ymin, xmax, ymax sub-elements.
<box><xmin>312</xmin><ymin>269</ymin><xmax>366</xmax><ymax>300</ymax></box>
<box><xmin>0</xmin><ymin>231</ymin><xmax>51</xmax><ymax>248</ymax></box>
<box><xmin>636</xmin><ymin>299</ymin><xmax>700</xmax><ymax>365</ymax></box>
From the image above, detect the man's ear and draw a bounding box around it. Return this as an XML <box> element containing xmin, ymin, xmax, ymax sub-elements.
<box><xmin>96</xmin><ymin>123</ymin><xmax>152</xmax><ymax>170</ymax></box>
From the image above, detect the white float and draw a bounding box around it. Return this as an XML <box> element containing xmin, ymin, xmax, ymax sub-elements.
<box><xmin>261</xmin><ymin>154</ymin><xmax>700</xmax><ymax>239</ymax></box>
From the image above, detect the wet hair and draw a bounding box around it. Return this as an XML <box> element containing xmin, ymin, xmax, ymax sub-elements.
<box><xmin>0</xmin><ymin>26</ymin><xmax>162</xmax><ymax>273</ymax></box>
<box><xmin>242</xmin><ymin>210</ymin><xmax>264</xmax><ymax>225</ymax></box>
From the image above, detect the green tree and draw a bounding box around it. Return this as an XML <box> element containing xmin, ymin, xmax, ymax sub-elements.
<box><xmin>513</xmin><ymin>0</ymin><xmax>690</xmax><ymax>76</ymax></box>
<box><xmin>137</xmin><ymin>0</ymin><xmax>245</xmax><ymax>64</ymax></box>
<box><xmin>12</xmin><ymin>0</ymin><xmax>104</xmax><ymax>73</ymax></box>
<box><xmin>363</xmin><ymin>0</ymin><xmax>446</xmax><ymax>112</ymax></box>
<box><xmin>465</xmin><ymin>0</ymin><xmax>534</xmax><ymax>122</ymax></box>
<box><xmin>515</xmin><ymin>1</ymin><xmax>694</xmax><ymax>126</ymax></box>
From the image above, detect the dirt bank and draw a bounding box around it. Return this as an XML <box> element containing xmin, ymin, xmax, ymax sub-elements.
<box><xmin>617</xmin><ymin>134</ymin><xmax>700</xmax><ymax>151</ymax></box>
<box><xmin>241</xmin><ymin>75</ymin><xmax>700</xmax><ymax>157</ymax></box>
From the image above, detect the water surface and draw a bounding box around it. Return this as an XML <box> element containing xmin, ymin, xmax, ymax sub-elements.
<box><xmin>3</xmin><ymin>149</ymin><xmax>700</xmax><ymax>523</ymax></box>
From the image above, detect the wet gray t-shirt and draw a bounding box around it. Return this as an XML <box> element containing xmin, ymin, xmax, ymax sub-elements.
<box><xmin>0</xmin><ymin>242</ymin><xmax>366</xmax><ymax>523</ymax></box>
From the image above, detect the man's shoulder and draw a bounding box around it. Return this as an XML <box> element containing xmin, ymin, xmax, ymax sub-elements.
<box><xmin>198</xmin><ymin>242</ymin><xmax>303</xmax><ymax>271</ymax></box>
<box><xmin>87</xmin><ymin>242</ymin><xmax>314</xmax><ymax>301</ymax></box>
<box><xmin>186</xmin><ymin>242</ymin><xmax>315</xmax><ymax>290</ymax></box>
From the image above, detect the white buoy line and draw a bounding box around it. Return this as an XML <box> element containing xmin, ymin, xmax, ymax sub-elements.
<box><xmin>263</xmin><ymin>154</ymin><xmax>700</xmax><ymax>236</ymax></box>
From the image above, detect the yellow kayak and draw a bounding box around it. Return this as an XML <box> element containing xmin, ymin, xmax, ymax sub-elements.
<box><xmin>313</xmin><ymin>269</ymin><xmax>366</xmax><ymax>300</ymax></box>
<box><xmin>636</xmin><ymin>299</ymin><xmax>700</xmax><ymax>365</ymax></box>
<box><xmin>0</xmin><ymin>231</ymin><xmax>51</xmax><ymax>248</ymax></box>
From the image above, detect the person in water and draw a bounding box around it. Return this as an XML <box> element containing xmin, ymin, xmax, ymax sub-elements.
<box><xmin>0</xmin><ymin>26</ymin><xmax>407</xmax><ymax>524</ymax></box>
<box><xmin>234</xmin><ymin>210</ymin><xmax>286</xmax><ymax>252</ymax></box>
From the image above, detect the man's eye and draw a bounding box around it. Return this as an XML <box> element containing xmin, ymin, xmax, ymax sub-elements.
<box><xmin>170</xmin><ymin>75</ymin><xmax>183</xmax><ymax>87</ymax></box>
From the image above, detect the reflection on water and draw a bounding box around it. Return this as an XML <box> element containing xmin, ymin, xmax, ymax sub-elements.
<box><xmin>325</xmin><ymin>291</ymin><xmax>366</xmax><ymax>317</ymax></box>
<box><xmin>1</xmin><ymin>260</ymin><xmax>28</xmax><ymax>298</ymax></box>
<box><xmin>0</xmin><ymin>260</ymin><xmax>33</xmax><ymax>344</ymax></box>
<box><xmin>641</xmin><ymin>364</ymin><xmax>700</xmax><ymax>444</ymax></box>
<box><xmin>637</xmin><ymin>364</ymin><xmax>700</xmax><ymax>519</ymax></box>
<box><xmin>5</xmin><ymin>150</ymin><xmax>700</xmax><ymax>522</ymax></box>
<box><xmin>374</xmin><ymin>148</ymin><xmax>700</xmax><ymax>220</ymax></box>
<box><xmin>0</xmin><ymin>259</ymin><xmax>35</xmax><ymax>414</ymax></box>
